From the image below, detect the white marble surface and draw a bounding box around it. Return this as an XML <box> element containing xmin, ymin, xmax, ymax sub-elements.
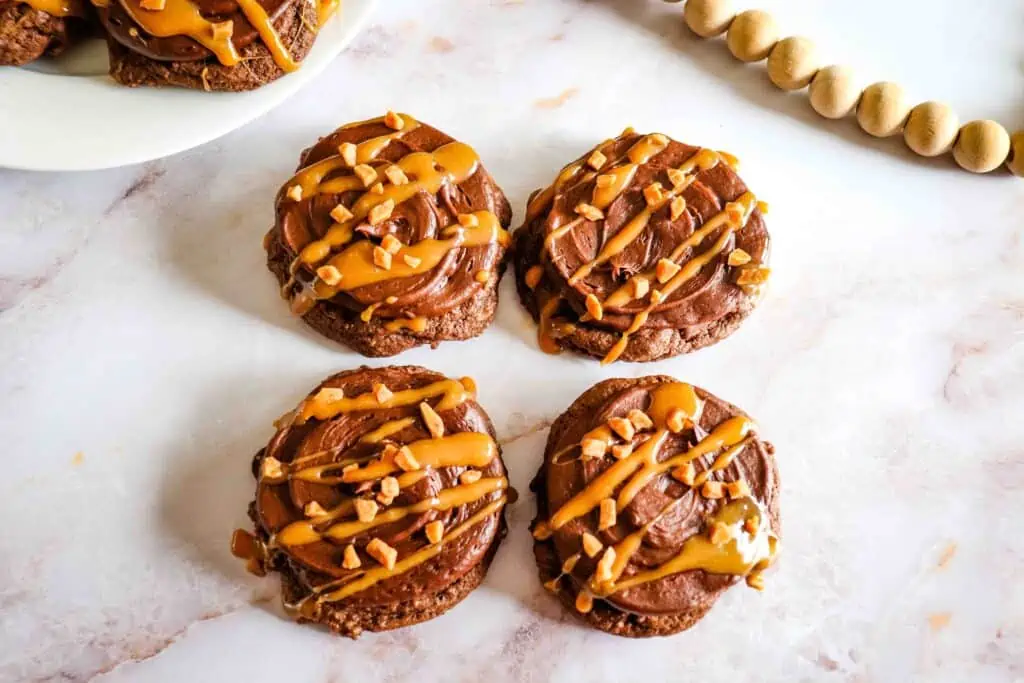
<box><xmin>2</xmin><ymin>1</ymin><xmax>1023</xmax><ymax>681</ymax></box>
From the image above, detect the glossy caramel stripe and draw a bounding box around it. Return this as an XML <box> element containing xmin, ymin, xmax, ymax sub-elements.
<box><xmin>315</xmin><ymin>0</ymin><xmax>338</xmax><ymax>26</ymax></box>
<box><xmin>360</xmin><ymin>417</ymin><xmax>416</xmax><ymax>444</ymax></box>
<box><xmin>297</xmin><ymin>377</ymin><xmax>473</xmax><ymax>424</ymax></box>
<box><xmin>235</xmin><ymin>0</ymin><xmax>299</xmax><ymax>72</ymax></box>
<box><xmin>276</xmin><ymin>477</ymin><xmax>507</xmax><ymax>546</ymax></box>
<box><xmin>313</xmin><ymin>497</ymin><xmax>506</xmax><ymax>603</ymax></box>
<box><xmin>340</xmin><ymin>432</ymin><xmax>497</xmax><ymax>483</ymax></box>
<box><xmin>693</xmin><ymin>437</ymin><xmax>754</xmax><ymax>487</ymax></box>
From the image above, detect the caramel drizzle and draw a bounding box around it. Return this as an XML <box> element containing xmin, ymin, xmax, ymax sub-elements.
<box><xmin>112</xmin><ymin>0</ymin><xmax>240</xmax><ymax>66</ymax></box>
<box><xmin>591</xmin><ymin>496</ymin><xmax>774</xmax><ymax>597</ymax></box>
<box><xmin>567</xmin><ymin>148</ymin><xmax>719</xmax><ymax>286</ymax></box>
<box><xmin>259</xmin><ymin>372</ymin><xmax>506</xmax><ymax>604</ymax></box>
<box><xmin>315</xmin><ymin>0</ymin><xmax>339</xmax><ymax>26</ymax></box>
<box><xmin>360</xmin><ymin>417</ymin><xmax>416</xmax><ymax>444</ymax></box>
<box><xmin>276</xmin><ymin>477</ymin><xmax>506</xmax><ymax>547</ymax></box>
<box><xmin>533</xmin><ymin>134</ymin><xmax>670</xmax><ymax>257</ymax></box>
<box><xmin>313</xmin><ymin>211</ymin><xmax>507</xmax><ymax>296</ymax></box>
<box><xmin>309</xmin><ymin>497</ymin><xmax>506</xmax><ymax>604</ymax></box>
<box><xmin>22</xmin><ymin>0</ymin><xmax>80</xmax><ymax>16</ymax></box>
<box><xmin>297</xmin><ymin>377</ymin><xmax>473</xmax><ymax>424</ymax></box>
<box><xmin>528</xmin><ymin>131</ymin><xmax>762</xmax><ymax>364</ymax></box>
<box><xmin>536</xmin><ymin>382</ymin><xmax>700</xmax><ymax>535</ymax></box>
<box><xmin>280</xmin><ymin>117</ymin><xmax>508</xmax><ymax>319</ymax></box>
<box><xmin>536</xmin><ymin>382</ymin><xmax>774</xmax><ymax>597</ymax></box>
<box><xmin>600</xmin><ymin>192</ymin><xmax>757</xmax><ymax>364</ymax></box>
<box><xmin>235</xmin><ymin>0</ymin><xmax>299</xmax><ymax>72</ymax></box>
<box><xmin>282</xmin><ymin>434</ymin><xmax>492</xmax><ymax>488</ymax></box>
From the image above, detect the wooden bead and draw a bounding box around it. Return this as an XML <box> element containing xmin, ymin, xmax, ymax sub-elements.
<box><xmin>903</xmin><ymin>101</ymin><xmax>959</xmax><ymax>157</ymax></box>
<box><xmin>953</xmin><ymin>120</ymin><xmax>1011</xmax><ymax>174</ymax></box>
<box><xmin>808</xmin><ymin>65</ymin><xmax>860</xmax><ymax>119</ymax></box>
<box><xmin>1008</xmin><ymin>131</ymin><xmax>1024</xmax><ymax>177</ymax></box>
<box><xmin>856</xmin><ymin>82</ymin><xmax>910</xmax><ymax>138</ymax></box>
<box><xmin>683</xmin><ymin>0</ymin><xmax>735</xmax><ymax>38</ymax></box>
<box><xmin>766</xmin><ymin>36</ymin><xmax>819</xmax><ymax>90</ymax></box>
<box><xmin>726</xmin><ymin>9</ymin><xmax>779</xmax><ymax>63</ymax></box>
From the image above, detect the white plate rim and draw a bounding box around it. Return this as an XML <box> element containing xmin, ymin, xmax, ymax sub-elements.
<box><xmin>0</xmin><ymin>0</ymin><xmax>375</xmax><ymax>172</ymax></box>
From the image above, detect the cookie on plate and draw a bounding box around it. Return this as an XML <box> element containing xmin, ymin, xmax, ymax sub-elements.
<box><xmin>514</xmin><ymin>128</ymin><xmax>770</xmax><ymax>363</ymax></box>
<box><xmin>93</xmin><ymin>0</ymin><xmax>330</xmax><ymax>91</ymax></box>
<box><xmin>232</xmin><ymin>365</ymin><xmax>510</xmax><ymax>638</ymax></box>
<box><xmin>0</xmin><ymin>0</ymin><xmax>88</xmax><ymax>66</ymax></box>
<box><xmin>531</xmin><ymin>375</ymin><xmax>780</xmax><ymax>637</ymax></box>
<box><xmin>266</xmin><ymin>113</ymin><xmax>513</xmax><ymax>356</ymax></box>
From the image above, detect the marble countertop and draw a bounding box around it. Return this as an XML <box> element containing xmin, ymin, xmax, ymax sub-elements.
<box><xmin>2</xmin><ymin>0</ymin><xmax>1023</xmax><ymax>681</ymax></box>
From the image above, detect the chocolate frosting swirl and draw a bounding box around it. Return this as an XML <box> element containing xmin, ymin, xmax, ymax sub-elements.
<box><xmin>96</xmin><ymin>0</ymin><xmax>291</xmax><ymax>62</ymax></box>
<box><xmin>254</xmin><ymin>366</ymin><xmax>507</xmax><ymax>607</ymax></box>
<box><xmin>515</xmin><ymin>130</ymin><xmax>770</xmax><ymax>363</ymax></box>
<box><xmin>533</xmin><ymin>376</ymin><xmax>780</xmax><ymax>620</ymax></box>
<box><xmin>270</xmin><ymin>116</ymin><xmax>512</xmax><ymax>325</ymax></box>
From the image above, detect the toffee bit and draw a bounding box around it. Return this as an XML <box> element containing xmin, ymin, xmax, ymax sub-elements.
<box><xmin>608</xmin><ymin>417</ymin><xmax>635</xmax><ymax>441</ymax></box>
<box><xmin>581</xmin><ymin>438</ymin><xmax>607</xmax><ymax>459</ymax></box>
<box><xmin>581</xmin><ymin>532</ymin><xmax>602</xmax><ymax>557</ymax></box>
<box><xmin>330</xmin><ymin>203</ymin><xmax>354</xmax><ymax>223</ymax></box>
<box><xmin>419</xmin><ymin>401</ymin><xmax>445</xmax><ymax>438</ymax></box>
<box><xmin>575</xmin><ymin>203</ymin><xmax>604</xmax><ymax>221</ymax></box>
<box><xmin>338</xmin><ymin>142</ymin><xmax>357</xmax><ymax>166</ymax></box>
<box><xmin>354</xmin><ymin>498</ymin><xmax>379</xmax><ymax>522</ymax></box>
<box><xmin>373</xmin><ymin>383</ymin><xmax>393</xmax><ymax>403</ymax></box>
<box><xmin>425</xmin><ymin>520</ymin><xmax>444</xmax><ymax>544</ymax></box>
<box><xmin>395</xmin><ymin>446</ymin><xmax>421</xmax><ymax>471</ymax></box>
<box><xmin>342</xmin><ymin>544</ymin><xmax>361</xmax><ymax>569</ymax></box>
<box><xmin>366</xmin><ymin>538</ymin><xmax>397</xmax><ymax>569</ymax></box>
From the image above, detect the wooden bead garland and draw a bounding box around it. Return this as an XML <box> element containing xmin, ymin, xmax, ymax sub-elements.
<box><xmin>808</xmin><ymin>65</ymin><xmax>860</xmax><ymax>119</ymax></box>
<box><xmin>767</xmin><ymin>37</ymin><xmax>818</xmax><ymax>91</ymax></box>
<box><xmin>1009</xmin><ymin>132</ymin><xmax>1024</xmax><ymax>177</ymax></box>
<box><xmin>904</xmin><ymin>102</ymin><xmax>959</xmax><ymax>157</ymax></box>
<box><xmin>726</xmin><ymin>10</ymin><xmax>779</xmax><ymax>63</ymax></box>
<box><xmin>673</xmin><ymin>0</ymin><xmax>1020</xmax><ymax>176</ymax></box>
<box><xmin>857</xmin><ymin>82</ymin><xmax>909</xmax><ymax>138</ymax></box>
<box><xmin>953</xmin><ymin>120</ymin><xmax>1011</xmax><ymax>174</ymax></box>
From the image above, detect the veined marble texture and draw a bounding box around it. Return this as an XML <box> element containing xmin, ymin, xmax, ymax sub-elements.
<box><xmin>1</xmin><ymin>0</ymin><xmax>1022</xmax><ymax>681</ymax></box>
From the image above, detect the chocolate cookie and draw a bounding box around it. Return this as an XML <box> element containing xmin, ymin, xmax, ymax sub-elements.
<box><xmin>531</xmin><ymin>376</ymin><xmax>780</xmax><ymax>637</ymax></box>
<box><xmin>232</xmin><ymin>365</ymin><xmax>510</xmax><ymax>638</ymax></box>
<box><xmin>94</xmin><ymin>0</ymin><xmax>329</xmax><ymax>91</ymax></box>
<box><xmin>514</xmin><ymin>128</ymin><xmax>771</xmax><ymax>364</ymax></box>
<box><xmin>0</xmin><ymin>0</ymin><xmax>87</xmax><ymax>66</ymax></box>
<box><xmin>266</xmin><ymin>113</ymin><xmax>513</xmax><ymax>357</ymax></box>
